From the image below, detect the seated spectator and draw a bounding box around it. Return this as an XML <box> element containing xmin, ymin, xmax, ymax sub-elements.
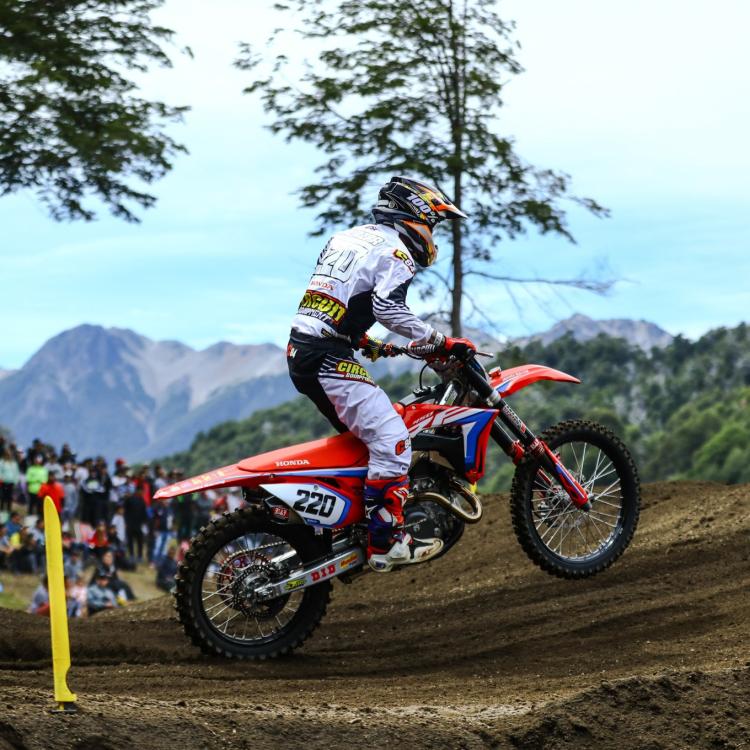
<box><xmin>156</xmin><ymin>545</ymin><xmax>178</xmax><ymax>593</ymax></box>
<box><xmin>67</xmin><ymin>575</ymin><xmax>88</xmax><ymax>618</ymax></box>
<box><xmin>6</xmin><ymin>511</ymin><xmax>22</xmax><ymax>537</ymax></box>
<box><xmin>87</xmin><ymin>569</ymin><xmax>118</xmax><ymax>615</ymax></box>
<box><xmin>63</xmin><ymin>548</ymin><xmax>84</xmax><ymax>582</ymax></box>
<box><xmin>0</xmin><ymin>523</ymin><xmax>11</xmax><ymax>569</ymax></box>
<box><xmin>29</xmin><ymin>518</ymin><xmax>46</xmax><ymax>569</ymax></box>
<box><xmin>87</xmin><ymin>520</ymin><xmax>110</xmax><ymax>558</ymax></box>
<box><xmin>38</xmin><ymin>471</ymin><xmax>65</xmax><ymax>515</ymax></box>
<box><xmin>30</xmin><ymin>517</ymin><xmax>45</xmax><ymax>546</ymax></box>
<box><xmin>107</xmin><ymin>521</ymin><xmax>135</xmax><ymax>571</ymax></box>
<box><xmin>11</xmin><ymin>527</ymin><xmax>39</xmax><ymax>574</ymax></box>
<box><xmin>90</xmin><ymin>549</ymin><xmax>135</xmax><ymax>603</ymax></box>
<box><xmin>29</xmin><ymin>575</ymin><xmax>50</xmax><ymax>616</ymax></box>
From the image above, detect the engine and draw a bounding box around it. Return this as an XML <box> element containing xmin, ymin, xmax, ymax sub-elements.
<box><xmin>406</xmin><ymin>464</ymin><xmax>467</xmax><ymax>558</ymax></box>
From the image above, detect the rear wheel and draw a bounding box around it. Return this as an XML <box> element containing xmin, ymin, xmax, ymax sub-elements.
<box><xmin>510</xmin><ymin>419</ymin><xmax>640</xmax><ymax>579</ymax></box>
<box><xmin>174</xmin><ymin>508</ymin><xmax>331</xmax><ymax>659</ymax></box>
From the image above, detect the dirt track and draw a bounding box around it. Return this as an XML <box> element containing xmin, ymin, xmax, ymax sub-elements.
<box><xmin>1</xmin><ymin>481</ymin><xmax>749</xmax><ymax>749</ymax></box>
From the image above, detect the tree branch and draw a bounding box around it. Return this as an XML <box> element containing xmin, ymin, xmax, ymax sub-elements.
<box><xmin>464</xmin><ymin>269</ymin><xmax>615</xmax><ymax>295</ymax></box>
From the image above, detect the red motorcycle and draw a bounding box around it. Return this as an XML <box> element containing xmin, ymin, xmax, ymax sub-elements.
<box><xmin>156</xmin><ymin>347</ymin><xmax>640</xmax><ymax>659</ymax></box>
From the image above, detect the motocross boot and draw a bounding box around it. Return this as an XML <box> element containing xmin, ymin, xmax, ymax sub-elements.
<box><xmin>365</xmin><ymin>476</ymin><xmax>443</xmax><ymax>573</ymax></box>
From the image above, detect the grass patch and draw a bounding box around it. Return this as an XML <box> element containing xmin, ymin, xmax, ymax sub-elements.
<box><xmin>0</xmin><ymin>564</ymin><xmax>164</xmax><ymax>612</ymax></box>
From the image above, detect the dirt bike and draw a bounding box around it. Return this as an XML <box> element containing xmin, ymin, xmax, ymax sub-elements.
<box><xmin>156</xmin><ymin>346</ymin><xmax>640</xmax><ymax>659</ymax></box>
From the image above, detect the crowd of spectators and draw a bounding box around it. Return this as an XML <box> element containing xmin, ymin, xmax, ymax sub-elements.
<box><xmin>0</xmin><ymin>435</ymin><xmax>244</xmax><ymax>616</ymax></box>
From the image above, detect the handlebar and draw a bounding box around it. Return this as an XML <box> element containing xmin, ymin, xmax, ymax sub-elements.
<box><xmin>359</xmin><ymin>342</ymin><xmax>500</xmax><ymax>406</ymax></box>
<box><xmin>372</xmin><ymin>344</ymin><xmax>494</xmax><ymax>359</ymax></box>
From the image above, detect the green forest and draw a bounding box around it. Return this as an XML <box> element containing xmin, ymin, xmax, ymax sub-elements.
<box><xmin>161</xmin><ymin>323</ymin><xmax>750</xmax><ymax>491</ymax></box>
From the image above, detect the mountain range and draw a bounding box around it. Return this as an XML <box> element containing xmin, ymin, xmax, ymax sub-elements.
<box><xmin>0</xmin><ymin>314</ymin><xmax>673</xmax><ymax>460</ymax></box>
<box><xmin>510</xmin><ymin>313</ymin><xmax>674</xmax><ymax>350</ymax></box>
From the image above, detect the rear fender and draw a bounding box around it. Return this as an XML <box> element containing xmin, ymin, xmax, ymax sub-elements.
<box><xmin>489</xmin><ymin>364</ymin><xmax>580</xmax><ymax>397</ymax></box>
<box><xmin>153</xmin><ymin>463</ymin><xmax>261</xmax><ymax>500</ymax></box>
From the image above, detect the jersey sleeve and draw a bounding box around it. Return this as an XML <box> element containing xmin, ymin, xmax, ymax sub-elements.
<box><xmin>372</xmin><ymin>247</ymin><xmax>437</xmax><ymax>344</ymax></box>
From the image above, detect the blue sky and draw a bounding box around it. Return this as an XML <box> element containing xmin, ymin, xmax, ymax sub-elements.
<box><xmin>2</xmin><ymin>0</ymin><xmax>749</xmax><ymax>369</ymax></box>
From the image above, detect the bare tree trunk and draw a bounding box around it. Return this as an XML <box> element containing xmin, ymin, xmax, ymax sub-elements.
<box><xmin>447</xmin><ymin>0</ymin><xmax>464</xmax><ymax>338</ymax></box>
<box><xmin>450</xmin><ymin>173</ymin><xmax>463</xmax><ymax>337</ymax></box>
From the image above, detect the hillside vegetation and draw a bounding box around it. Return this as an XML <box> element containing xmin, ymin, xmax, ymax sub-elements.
<box><xmin>161</xmin><ymin>323</ymin><xmax>750</xmax><ymax>490</ymax></box>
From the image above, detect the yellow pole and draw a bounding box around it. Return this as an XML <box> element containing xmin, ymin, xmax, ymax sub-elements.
<box><xmin>43</xmin><ymin>496</ymin><xmax>77</xmax><ymax>712</ymax></box>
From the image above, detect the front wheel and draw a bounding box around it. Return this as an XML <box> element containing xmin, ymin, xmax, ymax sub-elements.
<box><xmin>510</xmin><ymin>419</ymin><xmax>640</xmax><ymax>579</ymax></box>
<box><xmin>174</xmin><ymin>508</ymin><xmax>332</xmax><ymax>659</ymax></box>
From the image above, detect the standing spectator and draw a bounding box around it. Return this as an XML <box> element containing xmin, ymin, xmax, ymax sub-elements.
<box><xmin>61</xmin><ymin>470</ymin><xmax>78</xmax><ymax>525</ymax></box>
<box><xmin>59</xmin><ymin>444</ymin><xmax>75</xmax><ymax>464</ymax></box>
<box><xmin>95</xmin><ymin>461</ymin><xmax>112</xmax><ymax>522</ymax></box>
<box><xmin>174</xmin><ymin>492</ymin><xmax>194</xmax><ymax>542</ymax></box>
<box><xmin>45</xmin><ymin>453</ymin><xmax>63</xmax><ymax>480</ymax></box>
<box><xmin>124</xmin><ymin>484</ymin><xmax>148</xmax><ymax>563</ymax></box>
<box><xmin>152</xmin><ymin>466</ymin><xmax>168</xmax><ymax>494</ymax></box>
<box><xmin>227</xmin><ymin>488</ymin><xmax>244</xmax><ymax>513</ymax></box>
<box><xmin>110</xmin><ymin>505</ymin><xmax>127</xmax><ymax>548</ymax></box>
<box><xmin>87</xmin><ymin>570</ymin><xmax>118</xmax><ymax>615</ymax></box>
<box><xmin>25</xmin><ymin>439</ymin><xmax>44</xmax><ymax>466</ymax></box>
<box><xmin>14</xmin><ymin>446</ymin><xmax>28</xmax><ymax>501</ymax></box>
<box><xmin>0</xmin><ymin>447</ymin><xmax>20</xmax><ymax>512</ymax></box>
<box><xmin>110</xmin><ymin>460</ymin><xmax>131</xmax><ymax>523</ymax></box>
<box><xmin>194</xmin><ymin>492</ymin><xmax>213</xmax><ymax>532</ymax></box>
<box><xmin>74</xmin><ymin>457</ymin><xmax>91</xmax><ymax>487</ymax></box>
<box><xmin>38</xmin><ymin>471</ymin><xmax>65</xmax><ymax>514</ymax></box>
<box><xmin>150</xmin><ymin>497</ymin><xmax>173</xmax><ymax>565</ymax></box>
<box><xmin>80</xmin><ymin>465</ymin><xmax>108</xmax><ymax>525</ymax></box>
<box><xmin>136</xmin><ymin>465</ymin><xmax>153</xmax><ymax>506</ymax></box>
<box><xmin>25</xmin><ymin>454</ymin><xmax>48</xmax><ymax>516</ymax></box>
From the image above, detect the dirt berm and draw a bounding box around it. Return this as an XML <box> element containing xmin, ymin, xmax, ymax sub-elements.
<box><xmin>1</xmin><ymin>481</ymin><xmax>749</xmax><ymax>749</ymax></box>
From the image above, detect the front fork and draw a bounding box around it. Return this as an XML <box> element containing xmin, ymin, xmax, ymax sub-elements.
<box><xmin>490</xmin><ymin>400</ymin><xmax>591</xmax><ymax>511</ymax></box>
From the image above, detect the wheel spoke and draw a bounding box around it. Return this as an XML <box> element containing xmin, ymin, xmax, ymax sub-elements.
<box><xmin>199</xmin><ymin>530</ymin><xmax>304</xmax><ymax>645</ymax></box>
<box><xmin>526</xmin><ymin>435</ymin><xmax>630</xmax><ymax>564</ymax></box>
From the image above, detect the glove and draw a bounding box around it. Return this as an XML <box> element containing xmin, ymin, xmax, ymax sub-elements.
<box><xmin>359</xmin><ymin>335</ymin><xmax>397</xmax><ymax>362</ymax></box>
<box><xmin>442</xmin><ymin>336</ymin><xmax>477</xmax><ymax>360</ymax></box>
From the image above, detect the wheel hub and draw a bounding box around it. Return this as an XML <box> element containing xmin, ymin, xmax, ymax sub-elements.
<box><xmin>216</xmin><ymin>552</ymin><xmax>289</xmax><ymax>620</ymax></box>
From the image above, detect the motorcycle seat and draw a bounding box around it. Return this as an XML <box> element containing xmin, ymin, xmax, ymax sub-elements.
<box><xmin>237</xmin><ymin>431</ymin><xmax>369</xmax><ymax>474</ymax></box>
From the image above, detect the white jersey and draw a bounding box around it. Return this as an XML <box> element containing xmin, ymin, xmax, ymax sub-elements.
<box><xmin>291</xmin><ymin>223</ymin><xmax>437</xmax><ymax>345</ymax></box>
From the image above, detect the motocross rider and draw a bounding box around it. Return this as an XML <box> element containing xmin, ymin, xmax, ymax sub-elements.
<box><xmin>288</xmin><ymin>176</ymin><xmax>476</xmax><ymax>572</ymax></box>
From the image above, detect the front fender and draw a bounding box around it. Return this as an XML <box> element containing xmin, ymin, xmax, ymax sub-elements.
<box><xmin>489</xmin><ymin>364</ymin><xmax>580</xmax><ymax>397</ymax></box>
